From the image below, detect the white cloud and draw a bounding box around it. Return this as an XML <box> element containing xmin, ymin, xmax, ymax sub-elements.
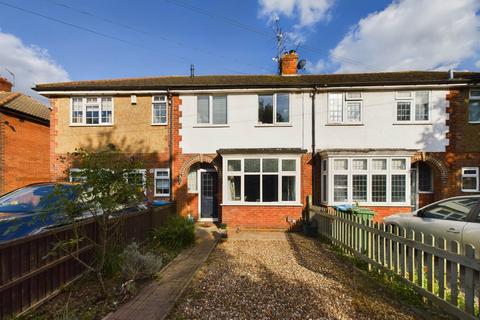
<box><xmin>259</xmin><ymin>0</ymin><xmax>335</xmax><ymax>28</ymax></box>
<box><xmin>331</xmin><ymin>0</ymin><xmax>480</xmax><ymax>73</ymax></box>
<box><xmin>306</xmin><ymin>59</ymin><xmax>326</xmax><ymax>73</ymax></box>
<box><xmin>0</xmin><ymin>31</ymin><xmax>69</xmax><ymax>103</ymax></box>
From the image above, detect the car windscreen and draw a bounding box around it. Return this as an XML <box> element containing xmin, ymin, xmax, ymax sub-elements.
<box><xmin>0</xmin><ymin>185</ymin><xmax>75</xmax><ymax>214</ymax></box>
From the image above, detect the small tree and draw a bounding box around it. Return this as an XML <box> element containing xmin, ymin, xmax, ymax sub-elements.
<box><xmin>50</xmin><ymin>144</ymin><xmax>148</xmax><ymax>296</ymax></box>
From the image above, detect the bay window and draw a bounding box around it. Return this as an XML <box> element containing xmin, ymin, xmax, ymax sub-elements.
<box><xmin>224</xmin><ymin>156</ymin><xmax>300</xmax><ymax>204</ymax></box>
<box><xmin>325</xmin><ymin>156</ymin><xmax>410</xmax><ymax>205</ymax></box>
<box><xmin>258</xmin><ymin>93</ymin><xmax>290</xmax><ymax>125</ymax></box>
<box><xmin>71</xmin><ymin>97</ymin><xmax>113</xmax><ymax>125</ymax></box>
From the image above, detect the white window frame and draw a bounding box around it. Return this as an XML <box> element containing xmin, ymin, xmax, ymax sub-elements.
<box><xmin>154</xmin><ymin>168</ymin><xmax>170</xmax><ymax>197</ymax></box>
<box><xmin>222</xmin><ymin>155</ymin><xmax>301</xmax><ymax>205</ymax></box>
<box><xmin>461</xmin><ymin>167</ymin><xmax>479</xmax><ymax>192</ymax></box>
<box><xmin>394</xmin><ymin>91</ymin><xmax>431</xmax><ymax>123</ymax></box>
<box><xmin>152</xmin><ymin>95</ymin><xmax>168</xmax><ymax>125</ymax></box>
<box><xmin>469</xmin><ymin>90</ymin><xmax>480</xmax><ymax>124</ymax></box>
<box><xmin>327</xmin><ymin>92</ymin><xmax>363</xmax><ymax>124</ymax></box>
<box><xmin>326</xmin><ymin>156</ymin><xmax>411</xmax><ymax>206</ymax></box>
<box><xmin>196</xmin><ymin>95</ymin><xmax>228</xmax><ymax>126</ymax></box>
<box><xmin>257</xmin><ymin>93</ymin><xmax>291</xmax><ymax>126</ymax></box>
<box><xmin>70</xmin><ymin>97</ymin><xmax>114</xmax><ymax>126</ymax></box>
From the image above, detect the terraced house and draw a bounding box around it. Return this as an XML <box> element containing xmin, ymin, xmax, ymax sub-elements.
<box><xmin>35</xmin><ymin>52</ymin><xmax>480</xmax><ymax>228</ymax></box>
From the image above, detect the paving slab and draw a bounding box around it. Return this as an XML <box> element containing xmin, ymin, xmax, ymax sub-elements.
<box><xmin>104</xmin><ymin>227</ymin><xmax>217</xmax><ymax>320</ymax></box>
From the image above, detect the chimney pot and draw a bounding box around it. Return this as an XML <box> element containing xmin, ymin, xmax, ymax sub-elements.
<box><xmin>0</xmin><ymin>77</ymin><xmax>12</xmax><ymax>92</ymax></box>
<box><xmin>280</xmin><ymin>51</ymin><xmax>299</xmax><ymax>76</ymax></box>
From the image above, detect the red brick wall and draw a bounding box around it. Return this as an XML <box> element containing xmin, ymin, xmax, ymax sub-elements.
<box><xmin>222</xmin><ymin>205</ymin><xmax>303</xmax><ymax>229</ymax></box>
<box><xmin>367</xmin><ymin>206</ymin><xmax>412</xmax><ymax>222</ymax></box>
<box><xmin>1</xmin><ymin>112</ymin><xmax>50</xmax><ymax>194</ymax></box>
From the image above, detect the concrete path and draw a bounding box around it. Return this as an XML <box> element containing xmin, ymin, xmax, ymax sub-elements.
<box><xmin>104</xmin><ymin>226</ymin><xmax>217</xmax><ymax>320</ymax></box>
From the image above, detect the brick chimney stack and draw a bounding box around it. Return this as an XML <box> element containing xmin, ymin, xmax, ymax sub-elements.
<box><xmin>0</xmin><ymin>77</ymin><xmax>12</xmax><ymax>92</ymax></box>
<box><xmin>280</xmin><ymin>50</ymin><xmax>299</xmax><ymax>76</ymax></box>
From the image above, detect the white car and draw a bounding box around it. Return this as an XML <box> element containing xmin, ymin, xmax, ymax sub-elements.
<box><xmin>384</xmin><ymin>196</ymin><xmax>480</xmax><ymax>251</ymax></box>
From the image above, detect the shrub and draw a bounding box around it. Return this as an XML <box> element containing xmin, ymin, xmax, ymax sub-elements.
<box><xmin>153</xmin><ymin>215</ymin><xmax>195</xmax><ymax>250</ymax></box>
<box><xmin>120</xmin><ymin>242</ymin><xmax>163</xmax><ymax>281</ymax></box>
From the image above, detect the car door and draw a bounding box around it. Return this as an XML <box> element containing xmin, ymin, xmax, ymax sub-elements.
<box><xmin>460</xmin><ymin>198</ymin><xmax>480</xmax><ymax>253</ymax></box>
<box><xmin>409</xmin><ymin>197</ymin><xmax>477</xmax><ymax>245</ymax></box>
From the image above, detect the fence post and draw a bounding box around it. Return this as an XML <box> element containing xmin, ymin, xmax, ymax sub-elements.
<box><xmin>464</xmin><ymin>244</ymin><xmax>476</xmax><ymax>315</ymax></box>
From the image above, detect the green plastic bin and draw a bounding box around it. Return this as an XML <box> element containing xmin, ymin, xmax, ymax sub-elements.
<box><xmin>349</xmin><ymin>207</ymin><xmax>375</xmax><ymax>221</ymax></box>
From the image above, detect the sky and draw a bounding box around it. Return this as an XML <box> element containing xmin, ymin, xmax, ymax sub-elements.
<box><xmin>0</xmin><ymin>0</ymin><xmax>479</xmax><ymax>102</ymax></box>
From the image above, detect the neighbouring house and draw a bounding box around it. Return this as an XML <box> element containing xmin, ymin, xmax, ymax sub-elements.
<box><xmin>34</xmin><ymin>51</ymin><xmax>480</xmax><ymax>228</ymax></box>
<box><xmin>0</xmin><ymin>77</ymin><xmax>51</xmax><ymax>194</ymax></box>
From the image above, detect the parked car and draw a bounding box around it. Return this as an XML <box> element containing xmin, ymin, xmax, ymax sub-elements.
<box><xmin>0</xmin><ymin>182</ymin><xmax>147</xmax><ymax>243</ymax></box>
<box><xmin>384</xmin><ymin>196</ymin><xmax>480</xmax><ymax>251</ymax></box>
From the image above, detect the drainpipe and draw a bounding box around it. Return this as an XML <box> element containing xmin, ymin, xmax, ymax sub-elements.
<box><xmin>167</xmin><ymin>89</ymin><xmax>173</xmax><ymax>203</ymax></box>
<box><xmin>311</xmin><ymin>86</ymin><xmax>318</xmax><ymax>205</ymax></box>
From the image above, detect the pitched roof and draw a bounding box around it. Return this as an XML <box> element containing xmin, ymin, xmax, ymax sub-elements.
<box><xmin>34</xmin><ymin>71</ymin><xmax>480</xmax><ymax>92</ymax></box>
<box><xmin>0</xmin><ymin>92</ymin><xmax>50</xmax><ymax>121</ymax></box>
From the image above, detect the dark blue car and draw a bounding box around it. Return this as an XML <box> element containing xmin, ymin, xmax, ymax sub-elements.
<box><xmin>0</xmin><ymin>183</ymin><xmax>76</xmax><ymax>242</ymax></box>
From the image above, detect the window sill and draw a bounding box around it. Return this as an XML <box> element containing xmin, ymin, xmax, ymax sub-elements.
<box><xmin>254</xmin><ymin>123</ymin><xmax>292</xmax><ymax>127</ymax></box>
<box><xmin>193</xmin><ymin>124</ymin><xmax>230</xmax><ymax>128</ymax></box>
<box><xmin>325</xmin><ymin>123</ymin><xmax>364</xmax><ymax>126</ymax></box>
<box><xmin>69</xmin><ymin>124</ymin><xmax>114</xmax><ymax>127</ymax></box>
<box><xmin>151</xmin><ymin>123</ymin><xmax>168</xmax><ymax>126</ymax></box>
<box><xmin>392</xmin><ymin>122</ymin><xmax>432</xmax><ymax>125</ymax></box>
<box><xmin>154</xmin><ymin>194</ymin><xmax>170</xmax><ymax>197</ymax></box>
<box><xmin>418</xmin><ymin>191</ymin><xmax>434</xmax><ymax>194</ymax></box>
<box><xmin>461</xmin><ymin>190</ymin><xmax>480</xmax><ymax>193</ymax></box>
<box><xmin>329</xmin><ymin>202</ymin><xmax>411</xmax><ymax>207</ymax></box>
<box><xmin>468</xmin><ymin>121</ymin><xmax>480</xmax><ymax>124</ymax></box>
<box><xmin>221</xmin><ymin>202</ymin><xmax>303</xmax><ymax>207</ymax></box>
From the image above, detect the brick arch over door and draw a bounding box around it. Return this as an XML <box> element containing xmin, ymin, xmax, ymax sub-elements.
<box><xmin>411</xmin><ymin>153</ymin><xmax>449</xmax><ymax>185</ymax></box>
<box><xmin>178</xmin><ymin>154</ymin><xmax>222</xmax><ymax>182</ymax></box>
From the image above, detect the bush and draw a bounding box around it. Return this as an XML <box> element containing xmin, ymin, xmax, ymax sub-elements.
<box><xmin>120</xmin><ymin>242</ymin><xmax>163</xmax><ymax>281</ymax></box>
<box><xmin>153</xmin><ymin>215</ymin><xmax>195</xmax><ymax>250</ymax></box>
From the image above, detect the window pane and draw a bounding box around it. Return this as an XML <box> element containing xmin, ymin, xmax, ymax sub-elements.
<box><xmin>469</xmin><ymin>101</ymin><xmax>480</xmax><ymax>122</ymax></box>
<box><xmin>262</xmin><ymin>159</ymin><xmax>278</xmax><ymax>172</ymax></box>
<box><xmin>197</xmin><ymin>96</ymin><xmax>209</xmax><ymax>124</ymax></box>
<box><xmin>227</xmin><ymin>176</ymin><xmax>241</xmax><ymax>201</ymax></box>
<box><xmin>321</xmin><ymin>159</ymin><xmax>327</xmax><ymax>171</ymax></box>
<box><xmin>333</xmin><ymin>175</ymin><xmax>348</xmax><ymax>202</ymax></box>
<box><xmin>397</xmin><ymin>101</ymin><xmax>411</xmax><ymax>121</ymax></box>
<box><xmin>245</xmin><ymin>159</ymin><xmax>260</xmax><ymax>172</ymax></box>
<box><xmin>212</xmin><ymin>96</ymin><xmax>227</xmax><ymax>124</ymax></box>
<box><xmin>352</xmin><ymin>159</ymin><xmax>367</xmax><ymax>170</ymax></box>
<box><xmin>262</xmin><ymin>175</ymin><xmax>278</xmax><ymax>202</ymax></box>
<box><xmin>415</xmin><ymin>91</ymin><xmax>429</xmax><ymax>121</ymax></box>
<box><xmin>258</xmin><ymin>95</ymin><xmax>273</xmax><ymax>124</ymax></box>
<box><xmin>423</xmin><ymin>198</ymin><xmax>475</xmax><ymax>221</ymax></box>
<box><xmin>334</xmin><ymin>159</ymin><xmax>348</xmax><ymax>170</ymax></box>
<box><xmin>187</xmin><ymin>169</ymin><xmax>197</xmax><ymax>192</ymax></box>
<box><xmin>321</xmin><ymin>175</ymin><xmax>327</xmax><ymax>202</ymax></box>
<box><xmin>346</xmin><ymin>102</ymin><xmax>361</xmax><ymax>122</ymax></box>
<box><xmin>153</xmin><ymin>102</ymin><xmax>167</xmax><ymax>124</ymax></box>
<box><xmin>391</xmin><ymin>159</ymin><xmax>406</xmax><ymax>170</ymax></box>
<box><xmin>227</xmin><ymin>160</ymin><xmax>241</xmax><ymax>172</ymax></box>
<box><xmin>244</xmin><ymin>175</ymin><xmax>260</xmax><ymax>202</ymax></box>
<box><xmin>372</xmin><ymin>159</ymin><xmax>387</xmax><ymax>170</ymax></box>
<box><xmin>276</xmin><ymin>94</ymin><xmax>289</xmax><ymax>123</ymax></box>
<box><xmin>282</xmin><ymin>176</ymin><xmax>296</xmax><ymax>201</ymax></box>
<box><xmin>72</xmin><ymin>98</ymin><xmax>83</xmax><ymax>123</ymax></box>
<box><xmin>391</xmin><ymin>175</ymin><xmax>406</xmax><ymax>202</ymax></box>
<box><xmin>462</xmin><ymin>177</ymin><xmax>477</xmax><ymax>191</ymax></box>
<box><xmin>282</xmin><ymin>159</ymin><xmax>296</xmax><ymax>171</ymax></box>
<box><xmin>156</xmin><ymin>178</ymin><xmax>170</xmax><ymax>195</ymax></box>
<box><xmin>471</xmin><ymin>90</ymin><xmax>480</xmax><ymax>98</ymax></box>
<box><xmin>418</xmin><ymin>162</ymin><xmax>432</xmax><ymax>192</ymax></box>
<box><xmin>372</xmin><ymin>175</ymin><xmax>387</xmax><ymax>202</ymax></box>
<box><xmin>86</xmin><ymin>105</ymin><xmax>99</xmax><ymax>124</ymax></box>
<box><xmin>328</xmin><ymin>93</ymin><xmax>343</xmax><ymax>122</ymax></box>
<box><xmin>352</xmin><ymin>175</ymin><xmax>367</xmax><ymax>202</ymax></box>
<box><xmin>101</xmin><ymin>98</ymin><xmax>113</xmax><ymax>123</ymax></box>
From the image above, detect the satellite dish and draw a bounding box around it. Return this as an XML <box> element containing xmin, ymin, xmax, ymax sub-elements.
<box><xmin>297</xmin><ymin>59</ymin><xmax>307</xmax><ymax>70</ymax></box>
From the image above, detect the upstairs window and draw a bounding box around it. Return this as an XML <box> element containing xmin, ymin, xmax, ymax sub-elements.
<box><xmin>395</xmin><ymin>91</ymin><xmax>430</xmax><ymax>122</ymax></box>
<box><xmin>197</xmin><ymin>95</ymin><xmax>227</xmax><ymax>125</ymax></box>
<box><xmin>469</xmin><ymin>90</ymin><xmax>480</xmax><ymax>123</ymax></box>
<box><xmin>328</xmin><ymin>92</ymin><xmax>362</xmax><ymax>124</ymax></box>
<box><xmin>258</xmin><ymin>93</ymin><xmax>290</xmax><ymax>125</ymax></box>
<box><xmin>152</xmin><ymin>96</ymin><xmax>167</xmax><ymax>125</ymax></box>
<box><xmin>71</xmin><ymin>97</ymin><xmax>113</xmax><ymax>125</ymax></box>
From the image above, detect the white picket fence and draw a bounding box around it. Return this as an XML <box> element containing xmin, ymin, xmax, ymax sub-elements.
<box><xmin>310</xmin><ymin>205</ymin><xmax>480</xmax><ymax>320</ymax></box>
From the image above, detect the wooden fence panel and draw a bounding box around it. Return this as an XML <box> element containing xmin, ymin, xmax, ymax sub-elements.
<box><xmin>311</xmin><ymin>205</ymin><xmax>480</xmax><ymax>320</ymax></box>
<box><xmin>0</xmin><ymin>203</ymin><xmax>175</xmax><ymax>319</ymax></box>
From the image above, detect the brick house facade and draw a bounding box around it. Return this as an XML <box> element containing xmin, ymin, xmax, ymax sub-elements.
<box><xmin>36</xmin><ymin>63</ymin><xmax>480</xmax><ymax>228</ymax></box>
<box><xmin>0</xmin><ymin>78</ymin><xmax>50</xmax><ymax>194</ymax></box>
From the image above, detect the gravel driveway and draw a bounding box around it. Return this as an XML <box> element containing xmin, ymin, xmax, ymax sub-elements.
<box><xmin>168</xmin><ymin>232</ymin><xmax>436</xmax><ymax>320</ymax></box>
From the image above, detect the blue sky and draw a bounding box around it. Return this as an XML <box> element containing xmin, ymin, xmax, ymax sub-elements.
<box><xmin>0</xmin><ymin>0</ymin><xmax>479</xmax><ymax>100</ymax></box>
